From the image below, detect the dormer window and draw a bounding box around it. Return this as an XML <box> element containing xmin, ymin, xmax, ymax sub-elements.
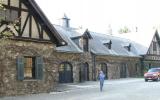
<box><xmin>124</xmin><ymin>43</ymin><xmax>131</xmax><ymax>52</ymax></box>
<box><xmin>83</xmin><ymin>37</ymin><xmax>89</xmax><ymax>52</ymax></box>
<box><xmin>104</xmin><ymin>40</ymin><xmax>112</xmax><ymax>49</ymax></box>
<box><xmin>71</xmin><ymin>36</ymin><xmax>89</xmax><ymax>52</ymax></box>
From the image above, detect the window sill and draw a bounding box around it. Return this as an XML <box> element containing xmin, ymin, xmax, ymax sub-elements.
<box><xmin>23</xmin><ymin>79</ymin><xmax>39</xmax><ymax>82</ymax></box>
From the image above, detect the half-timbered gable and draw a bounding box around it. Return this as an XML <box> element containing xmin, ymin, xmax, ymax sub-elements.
<box><xmin>147</xmin><ymin>31</ymin><xmax>160</xmax><ymax>56</ymax></box>
<box><xmin>0</xmin><ymin>0</ymin><xmax>65</xmax><ymax>46</ymax></box>
<box><xmin>0</xmin><ymin>0</ymin><xmax>67</xmax><ymax>96</ymax></box>
<box><xmin>143</xmin><ymin>30</ymin><xmax>160</xmax><ymax>70</ymax></box>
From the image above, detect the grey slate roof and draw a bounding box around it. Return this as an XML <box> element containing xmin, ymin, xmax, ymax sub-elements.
<box><xmin>115</xmin><ymin>28</ymin><xmax>160</xmax><ymax>55</ymax></box>
<box><xmin>54</xmin><ymin>24</ymin><xmax>147</xmax><ymax>57</ymax></box>
<box><xmin>54</xmin><ymin>25</ymin><xmax>83</xmax><ymax>53</ymax></box>
<box><xmin>89</xmin><ymin>32</ymin><xmax>145</xmax><ymax>57</ymax></box>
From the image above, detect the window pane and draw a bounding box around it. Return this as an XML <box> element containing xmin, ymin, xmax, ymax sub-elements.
<box><xmin>66</xmin><ymin>64</ymin><xmax>71</xmax><ymax>71</ymax></box>
<box><xmin>59</xmin><ymin>64</ymin><xmax>64</xmax><ymax>71</ymax></box>
<box><xmin>83</xmin><ymin>38</ymin><xmax>88</xmax><ymax>51</ymax></box>
<box><xmin>24</xmin><ymin>57</ymin><xmax>33</xmax><ymax>79</ymax></box>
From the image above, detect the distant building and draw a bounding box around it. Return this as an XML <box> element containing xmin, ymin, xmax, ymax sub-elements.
<box><xmin>116</xmin><ymin>29</ymin><xmax>160</xmax><ymax>74</ymax></box>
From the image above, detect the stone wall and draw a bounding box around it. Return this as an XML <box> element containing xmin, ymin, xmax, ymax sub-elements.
<box><xmin>95</xmin><ymin>55</ymin><xmax>141</xmax><ymax>80</ymax></box>
<box><xmin>0</xmin><ymin>39</ymin><xmax>142</xmax><ymax>96</ymax></box>
<box><xmin>79</xmin><ymin>52</ymin><xmax>93</xmax><ymax>81</ymax></box>
<box><xmin>53</xmin><ymin>52</ymin><xmax>81</xmax><ymax>83</ymax></box>
<box><xmin>0</xmin><ymin>39</ymin><xmax>94</xmax><ymax>96</ymax></box>
<box><xmin>0</xmin><ymin>39</ymin><xmax>58</xmax><ymax>96</ymax></box>
<box><xmin>54</xmin><ymin>52</ymin><xmax>93</xmax><ymax>82</ymax></box>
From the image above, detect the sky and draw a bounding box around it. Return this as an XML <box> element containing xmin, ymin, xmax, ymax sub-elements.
<box><xmin>35</xmin><ymin>0</ymin><xmax>160</xmax><ymax>34</ymax></box>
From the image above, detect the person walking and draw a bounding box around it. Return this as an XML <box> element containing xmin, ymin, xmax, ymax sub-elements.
<box><xmin>99</xmin><ymin>70</ymin><xmax>105</xmax><ymax>92</ymax></box>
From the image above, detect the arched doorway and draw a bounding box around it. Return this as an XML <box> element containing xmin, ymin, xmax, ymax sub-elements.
<box><xmin>79</xmin><ymin>63</ymin><xmax>89</xmax><ymax>82</ymax></box>
<box><xmin>59</xmin><ymin>62</ymin><xmax>73</xmax><ymax>83</ymax></box>
<box><xmin>100</xmin><ymin>63</ymin><xmax>108</xmax><ymax>79</ymax></box>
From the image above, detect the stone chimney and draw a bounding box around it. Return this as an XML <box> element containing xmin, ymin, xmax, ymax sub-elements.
<box><xmin>106</xmin><ymin>24</ymin><xmax>112</xmax><ymax>35</ymax></box>
<box><xmin>61</xmin><ymin>14</ymin><xmax>70</xmax><ymax>28</ymax></box>
<box><xmin>135</xmin><ymin>27</ymin><xmax>138</xmax><ymax>32</ymax></box>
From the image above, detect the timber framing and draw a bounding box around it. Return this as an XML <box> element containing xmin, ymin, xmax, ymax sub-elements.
<box><xmin>0</xmin><ymin>0</ymin><xmax>66</xmax><ymax>46</ymax></box>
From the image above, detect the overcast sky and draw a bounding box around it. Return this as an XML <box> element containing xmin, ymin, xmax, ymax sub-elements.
<box><xmin>35</xmin><ymin>0</ymin><xmax>160</xmax><ymax>33</ymax></box>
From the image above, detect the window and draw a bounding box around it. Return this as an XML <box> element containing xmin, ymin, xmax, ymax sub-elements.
<box><xmin>124</xmin><ymin>43</ymin><xmax>131</xmax><ymax>52</ymax></box>
<box><xmin>17</xmin><ymin>56</ymin><xmax>43</xmax><ymax>80</ymax></box>
<box><xmin>72</xmin><ymin>37</ymin><xmax>83</xmax><ymax>49</ymax></box>
<box><xmin>24</xmin><ymin>57</ymin><xmax>35</xmax><ymax>79</ymax></box>
<box><xmin>153</xmin><ymin>42</ymin><xmax>157</xmax><ymax>51</ymax></box>
<box><xmin>59</xmin><ymin>64</ymin><xmax>64</xmax><ymax>71</ymax></box>
<box><xmin>0</xmin><ymin>9</ymin><xmax>18</xmax><ymax>22</ymax></box>
<box><xmin>72</xmin><ymin>38</ymin><xmax>80</xmax><ymax>48</ymax></box>
<box><xmin>83</xmin><ymin>37</ymin><xmax>88</xmax><ymax>51</ymax></box>
<box><xmin>104</xmin><ymin>40</ymin><xmax>112</xmax><ymax>49</ymax></box>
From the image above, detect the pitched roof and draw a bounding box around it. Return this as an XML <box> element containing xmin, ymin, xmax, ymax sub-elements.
<box><xmin>26</xmin><ymin>0</ymin><xmax>66</xmax><ymax>46</ymax></box>
<box><xmin>53</xmin><ymin>23</ymin><xmax>147</xmax><ymax>57</ymax></box>
<box><xmin>54</xmin><ymin>25</ymin><xmax>83</xmax><ymax>53</ymax></box>
<box><xmin>114</xmin><ymin>28</ymin><xmax>160</xmax><ymax>55</ymax></box>
<box><xmin>89</xmin><ymin>31</ymin><xmax>146</xmax><ymax>57</ymax></box>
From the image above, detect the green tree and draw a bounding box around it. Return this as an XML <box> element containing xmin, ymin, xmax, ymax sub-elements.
<box><xmin>118</xmin><ymin>26</ymin><xmax>131</xmax><ymax>34</ymax></box>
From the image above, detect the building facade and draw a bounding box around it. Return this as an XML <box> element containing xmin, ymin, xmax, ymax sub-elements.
<box><xmin>54</xmin><ymin>16</ymin><xmax>143</xmax><ymax>83</ymax></box>
<box><xmin>0</xmin><ymin>0</ymin><xmax>66</xmax><ymax>96</ymax></box>
<box><xmin>141</xmin><ymin>31</ymin><xmax>160</xmax><ymax>73</ymax></box>
<box><xmin>0</xmin><ymin>0</ymin><xmax>159</xmax><ymax>96</ymax></box>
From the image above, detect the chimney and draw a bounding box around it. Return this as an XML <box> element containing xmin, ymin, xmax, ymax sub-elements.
<box><xmin>136</xmin><ymin>27</ymin><xmax>138</xmax><ymax>32</ymax></box>
<box><xmin>106</xmin><ymin>24</ymin><xmax>112</xmax><ymax>35</ymax></box>
<box><xmin>61</xmin><ymin>14</ymin><xmax>70</xmax><ymax>28</ymax></box>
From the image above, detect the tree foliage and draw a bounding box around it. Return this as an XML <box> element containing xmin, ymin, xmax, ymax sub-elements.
<box><xmin>0</xmin><ymin>2</ymin><xmax>14</xmax><ymax>38</ymax></box>
<box><xmin>118</xmin><ymin>26</ymin><xmax>131</xmax><ymax>34</ymax></box>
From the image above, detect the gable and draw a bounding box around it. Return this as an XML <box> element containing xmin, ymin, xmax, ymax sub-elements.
<box><xmin>0</xmin><ymin>0</ymin><xmax>65</xmax><ymax>46</ymax></box>
<box><xmin>147</xmin><ymin>32</ymin><xmax>160</xmax><ymax>55</ymax></box>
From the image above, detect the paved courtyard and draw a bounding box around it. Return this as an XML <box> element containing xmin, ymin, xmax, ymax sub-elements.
<box><xmin>1</xmin><ymin>78</ymin><xmax>160</xmax><ymax>100</ymax></box>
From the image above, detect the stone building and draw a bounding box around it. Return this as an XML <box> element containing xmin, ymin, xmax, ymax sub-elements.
<box><xmin>0</xmin><ymin>0</ymin><xmax>158</xmax><ymax>96</ymax></box>
<box><xmin>89</xmin><ymin>32</ymin><xmax>143</xmax><ymax>80</ymax></box>
<box><xmin>54</xmin><ymin>15</ymin><xmax>93</xmax><ymax>83</ymax></box>
<box><xmin>0</xmin><ymin>0</ymin><xmax>66</xmax><ymax>96</ymax></box>
<box><xmin>54</xmin><ymin>15</ymin><xmax>144</xmax><ymax>83</ymax></box>
<box><xmin>116</xmin><ymin>29</ymin><xmax>160</xmax><ymax>74</ymax></box>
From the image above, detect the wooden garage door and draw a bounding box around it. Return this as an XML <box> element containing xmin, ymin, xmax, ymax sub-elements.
<box><xmin>59</xmin><ymin>62</ymin><xmax>73</xmax><ymax>83</ymax></box>
<box><xmin>79</xmin><ymin>63</ymin><xmax>89</xmax><ymax>82</ymax></box>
